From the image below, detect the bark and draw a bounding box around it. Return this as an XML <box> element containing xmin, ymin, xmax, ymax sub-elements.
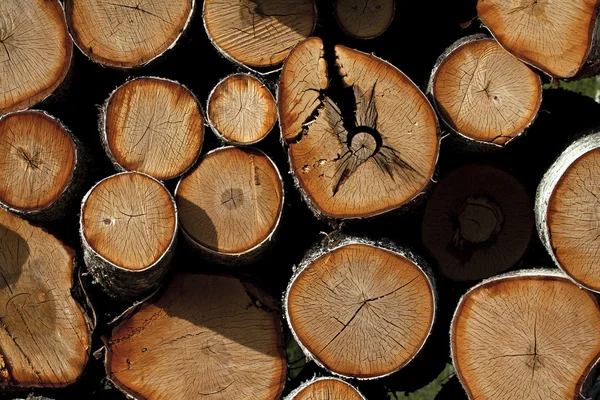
<box><xmin>284</xmin><ymin>376</ymin><xmax>366</xmax><ymax>399</ymax></box>
<box><xmin>335</xmin><ymin>0</ymin><xmax>395</xmax><ymax>39</ymax></box>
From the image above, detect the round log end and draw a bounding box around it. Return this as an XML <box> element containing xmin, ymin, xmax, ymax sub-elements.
<box><xmin>335</xmin><ymin>0</ymin><xmax>395</xmax><ymax>39</ymax></box>
<box><xmin>285</xmin><ymin>376</ymin><xmax>365</xmax><ymax>399</ymax></box>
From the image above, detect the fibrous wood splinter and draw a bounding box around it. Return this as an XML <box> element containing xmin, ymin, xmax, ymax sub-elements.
<box><xmin>429</xmin><ymin>36</ymin><xmax>542</xmax><ymax>146</ymax></box>
<box><xmin>105</xmin><ymin>273</ymin><xmax>287</xmax><ymax>399</ymax></box>
<box><xmin>80</xmin><ymin>172</ymin><xmax>177</xmax><ymax>300</ymax></box>
<box><xmin>279</xmin><ymin>38</ymin><xmax>439</xmax><ymax>220</ymax></box>
<box><xmin>203</xmin><ymin>0</ymin><xmax>316</xmax><ymax>69</ymax></box>
<box><xmin>65</xmin><ymin>0</ymin><xmax>194</xmax><ymax>68</ymax></box>
<box><xmin>452</xmin><ymin>270</ymin><xmax>600</xmax><ymax>400</ymax></box>
<box><xmin>0</xmin><ymin>0</ymin><xmax>72</xmax><ymax>114</ymax></box>
<box><xmin>285</xmin><ymin>237</ymin><xmax>436</xmax><ymax>379</ymax></box>
<box><xmin>207</xmin><ymin>74</ymin><xmax>277</xmax><ymax>145</ymax></box>
<box><xmin>101</xmin><ymin>77</ymin><xmax>204</xmax><ymax>181</ymax></box>
<box><xmin>422</xmin><ymin>164</ymin><xmax>533</xmax><ymax>281</ymax></box>
<box><xmin>335</xmin><ymin>0</ymin><xmax>395</xmax><ymax>39</ymax></box>
<box><xmin>176</xmin><ymin>146</ymin><xmax>284</xmax><ymax>262</ymax></box>
<box><xmin>536</xmin><ymin>132</ymin><xmax>600</xmax><ymax>293</ymax></box>
<box><xmin>0</xmin><ymin>209</ymin><xmax>92</xmax><ymax>389</ymax></box>
<box><xmin>285</xmin><ymin>377</ymin><xmax>365</xmax><ymax>399</ymax></box>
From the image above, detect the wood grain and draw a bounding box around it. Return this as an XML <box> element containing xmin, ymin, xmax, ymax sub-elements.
<box><xmin>287</xmin><ymin>377</ymin><xmax>365</xmax><ymax>399</ymax></box>
<box><xmin>335</xmin><ymin>0</ymin><xmax>395</xmax><ymax>39</ymax></box>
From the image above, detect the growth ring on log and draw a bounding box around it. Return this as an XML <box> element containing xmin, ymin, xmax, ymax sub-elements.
<box><xmin>452</xmin><ymin>270</ymin><xmax>600</xmax><ymax>400</ymax></box>
<box><xmin>536</xmin><ymin>132</ymin><xmax>600</xmax><ymax>293</ymax></box>
<box><xmin>102</xmin><ymin>77</ymin><xmax>204</xmax><ymax>180</ymax></box>
<box><xmin>335</xmin><ymin>0</ymin><xmax>395</xmax><ymax>39</ymax></box>
<box><xmin>285</xmin><ymin>376</ymin><xmax>365</xmax><ymax>399</ymax></box>
<box><xmin>0</xmin><ymin>111</ymin><xmax>78</xmax><ymax>219</ymax></box>
<box><xmin>65</xmin><ymin>0</ymin><xmax>194</xmax><ymax>68</ymax></box>
<box><xmin>0</xmin><ymin>0</ymin><xmax>72</xmax><ymax>114</ymax></box>
<box><xmin>279</xmin><ymin>38</ymin><xmax>439</xmax><ymax>219</ymax></box>
<box><xmin>203</xmin><ymin>0</ymin><xmax>317</xmax><ymax>69</ymax></box>
<box><xmin>176</xmin><ymin>147</ymin><xmax>283</xmax><ymax>260</ymax></box>
<box><xmin>422</xmin><ymin>164</ymin><xmax>533</xmax><ymax>281</ymax></box>
<box><xmin>81</xmin><ymin>172</ymin><xmax>177</xmax><ymax>299</ymax></box>
<box><xmin>207</xmin><ymin>74</ymin><xmax>277</xmax><ymax>145</ymax></box>
<box><xmin>0</xmin><ymin>209</ymin><xmax>91</xmax><ymax>388</ymax></box>
<box><xmin>477</xmin><ymin>0</ymin><xmax>600</xmax><ymax>78</ymax></box>
<box><xmin>285</xmin><ymin>239</ymin><xmax>436</xmax><ymax>379</ymax></box>
<box><xmin>105</xmin><ymin>273</ymin><xmax>287</xmax><ymax>400</ymax></box>
<box><xmin>430</xmin><ymin>36</ymin><xmax>541</xmax><ymax>146</ymax></box>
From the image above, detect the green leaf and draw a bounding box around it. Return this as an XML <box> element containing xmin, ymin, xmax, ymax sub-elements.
<box><xmin>388</xmin><ymin>363</ymin><xmax>456</xmax><ymax>400</ymax></box>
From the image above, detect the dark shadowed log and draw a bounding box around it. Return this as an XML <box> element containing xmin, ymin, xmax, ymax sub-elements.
<box><xmin>80</xmin><ymin>172</ymin><xmax>177</xmax><ymax>300</ymax></box>
<box><xmin>0</xmin><ymin>209</ymin><xmax>92</xmax><ymax>389</ymax></box>
<box><xmin>65</xmin><ymin>0</ymin><xmax>194</xmax><ymax>68</ymax></box>
<box><xmin>335</xmin><ymin>0</ymin><xmax>395</xmax><ymax>39</ymax></box>
<box><xmin>105</xmin><ymin>273</ymin><xmax>287</xmax><ymax>399</ymax></box>
<box><xmin>101</xmin><ymin>77</ymin><xmax>204</xmax><ymax>181</ymax></box>
<box><xmin>422</xmin><ymin>164</ymin><xmax>533</xmax><ymax>281</ymax></box>
<box><xmin>176</xmin><ymin>146</ymin><xmax>283</xmax><ymax>263</ymax></box>
<box><xmin>285</xmin><ymin>235</ymin><xmax>436</xmax><ymax>379</ymax></box>
<box><xmin>285</xmin><ymin>376</ymin><xmax>365</xmax><ymax>399</ymax></box>
<box><xmin>536</xmin><ymin>132</ymin><xmax>600</xmax><ymax>292</ymax></box>
<box><xmin>0</xmin><ymin>0</ymin><xmax>72</xmax><ymax>114</ymax></box>
<box><xmin>451</xmin><ymin>269</ymin><xmax>600</xmax><ymax>400</ymax></box>
<box><xmin>0</xmin><ymin>110</ymin><xmax>87</xmax><ymax>221</ymax></box>
<box><xmin>278</xmin><ymin>37</ymin><xmax>439</xmax><ymax>220</ymax></box>
<box><xmin>428</xmin><ymin>35</ymin><xmax>542</xmax><ymax>147</ymax></box>
<box><xmin>207</xmin><ymin>73</ymin><xmax>277</xmax><ymax>145</ymax></box>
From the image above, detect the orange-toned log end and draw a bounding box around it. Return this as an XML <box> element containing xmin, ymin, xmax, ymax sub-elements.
<box><xmin>0</xmin><ymin>111</ymin><xmax>76</xmax><ymax>215</ymax></box>
<box><xmin>106</xmin><ymin>273</ymin><xmax>287</xmax><ymax>400</ymax></box>
<box><xmin>65</xmin><ymin>0</ymin><xmax>193</xmax><ymax>68</ymax></box>
<box><xmin>452</xmin><ymin>271</ymin><xmax>600</xmax><ymax>400</ymax></box>
<box><xmin>477</xmin><ymin>0</ymin><xmax>599</xmax><ymax>78</ymax></box>
<box><xmin>176</xmin><ymin>147</ymin><xmax>283</xmax><ymax>259</ymax></box>
<box><xmin>279</xmin><ymin>38</ymin><xmax>439</xmax><ymax>219</ymax></box>
<box><xmin>0</xmin><ymin>209</ymin><xmax>91</xmax><ymax>388</ymax></box>
<box><xmin>335</xmin><ymin>0</ymin><xmax>395</xmax><ymax>39</ymax></box>
<box><xmin>422</xmin><ymin>164</ymin><xmax>533</xmax><ymax>281</ymax></box>
<box><xmin>207</xmin><ymin>74</ymin><xmax>277</xmax><ymax>145</ymax></box>
<box><xmin>431</xmin><ymin>37</ymin><xmax>541</xmax><ymax>146</ymax></box>
<box><xmin>0</xmin><ymin>0</ymin><xmax>72</xmax><ymax>114</ymax></box>
<box><xmin>103</xmin><ymin>77</ymin><xmax>204</xmax><ymax>180</ymax></box>
<box><xmin>286</xmin><ymin>377</ymin><xmax>365</xmax><ymax>399</ymax></box>
<box><xmin>286</xmin><ymin>242</ymin><xmax>435</xmax><ymax>379</ymax></box>
<box><xmin>203</xmin><ymin>0</ymin><xmax>316</xmax><ymax>69</ymax></box>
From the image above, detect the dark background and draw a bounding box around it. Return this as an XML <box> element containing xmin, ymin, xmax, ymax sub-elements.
<box><xmin>8</xmin><ymin>0</ymin><xmax>600</xmax><ymax>399</ymax></box>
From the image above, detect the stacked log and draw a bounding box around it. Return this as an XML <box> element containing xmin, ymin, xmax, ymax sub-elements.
<box><xmin>285</xmin><ymin>376</ymin><xmax>365</xmax><ymax>399</ymax></box>
<box><xmin>335</xmin><ymin>0</ymin><xmax>395</xmax><ymax>39</ymax></box>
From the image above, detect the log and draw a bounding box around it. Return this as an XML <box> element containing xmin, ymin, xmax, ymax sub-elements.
<box><xmin>284</xmin><ymin>235</ymin><xmax>436</xmax><ymax>379</ymax></box>
<box><xmin>422</xmin><ymin>164</ymin><xmax>533</xmax><ymax>281</ymax></box>
<box><xmin>175</xmin><ymin>146</ymin><xmax>284</xmax><ymax>263</ymax></box>
<box><xmin>207</xmin><ymin>73</ymin><xmax>277</xmax><ymax>145</ymax></box>
<box><xmin>285</xmin><ymin>376</ymin><xmax>365</xmax><ymax>399</ymax></box>
<box><xmin>202</xmin><ymin>0</ymin><xmax>317</xmax><ymax>70</ymax></box>
<box><xmin>65</xmin><ymin>0</ymin><xmax>194</xmax><ymax>68</ymax></box>
<box><xmin>335</xmin><ymin>0</ymin><xmax>395</xmax><ymax>39</ymax></box>
<box><xmin>477</xmin><ymin>0</ymin><xmax>600</xmax><ymax>79</ymax></box>
<box><xmin>0</xmin><ymin>110</ymin><xmax>87</xmax><ymax>221</ymax></box>
<box><xmin>104</xmin><ymin>273</ymin><xmax>287</xmax><ymax>399</ymax></box>
<box><xmin>536</xmin><ymin>132</ymin><xmax>600</xmax><ymax>293</ymax></box>
<box><xmin>278</xmin><ymin>37</ymin><xmax>439</xmax><ymax>220</ymax></box>
<box><xmin>101</xmin><ymin>77</ymin><xmax>204</xmax><ymax>181</ymax></box>
<box><xmin>428</xmin><ymin>35</ymin><xmax>542</xmax><ymax>147</ymax></box>
<box><xmin>0</xmin><ymin>0</ymin><xmax>72</xmax><ymax>114</ymax></box>
<box><xmin>451</xmin><ymin>269</ymin><xmax>600</xmax><ymax>400</ymax></box>
<box><xmin>80</xmin><ymin>171</ymin><xmax>177</xmax><ymax>300</ymax></box>
<box><xmin>0</xmin><ymin>209</ymin><xmax>92</xmax><ymax>389</ymax></box>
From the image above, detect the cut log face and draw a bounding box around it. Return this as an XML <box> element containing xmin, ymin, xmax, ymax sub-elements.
<box><xmin>176</xmin><ymin>147</ymin><xmax>283</xmax><ymax>258</ymax></box>
<box><xmin>451</xmin><ymin>270</ymin><xmax>600</xmax><ymax>400</ymax></box>
<box><xmin>430</xmin><ymin>37</ymin><xmax>542</xmax><ymax>146</ymax></box>
<box><xmin>207</xmin><ymin>74</ymin><xmax>277</xmax><ymax>145</ymax></box>
<box><xmin>0</xmin><ymin>0</ymin><xmax>72</xmax><ymax>114</ymax></box>
<box><xmin>285</xmin><ymin>240</ymin><xmax>435</xmax><ymax>379</ymax></box>
<box><xmin>102</xmin><ymin>77</ymin><xmax>204</xmax><ymax>180</ymax></box>
<box><xmin>0</xmin><ymin>111</ymin><xmax>76</xmax><ymax>215</ymax></box>
<box><xmin>278</xmin><ymin>38</ymin><xmax>439</xmax><ymax>220</ymax></box>
<box><xmin>477</xmin><ymin>0</ymin><xmax>599</xmax><ymax>78</ymax></box>
<box><xmin>422</xmin><ymin>164</ymin><xmax>533</xmax><ymax>281</ymax></box>
<box><xmin>0</xmin><ymin>209</ymin><xmax>91</xmax><ymax>388</ymax></box>
<box><xmin>65</xmin><ymin>0</ymin><xmax>193</xmax><ymax>68</ymax></box>
<box><xmin>335</xmin><ymin>0</ymin><xmax>395</xmax><ymax>39</ymax></box>
<box><xmin>203</xmin><ymin>0</ymin><xmax>316</xmax><ymax>69</ymax></box>
<box><xmin>286</xmin><ymin>377</ymin><xmax>365</xmax><ymax>400</ymax></box>
<box><xmin>105</xmin><ymin>273</ymin><xmax>287</xmax><ymax>400</ymax></box>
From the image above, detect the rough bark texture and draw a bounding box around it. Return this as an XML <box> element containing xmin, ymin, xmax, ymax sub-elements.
<box><xmin>284</xmin><ymin>376</ymin><xmax>366</xmax><ymax>399</ymax></box>
<box><xmin>335</xmin><ymin>0</ymin><xmax>395</xmax><ymax>39</ymax></box>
